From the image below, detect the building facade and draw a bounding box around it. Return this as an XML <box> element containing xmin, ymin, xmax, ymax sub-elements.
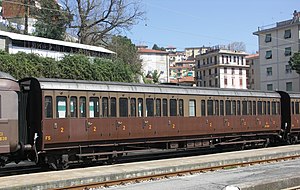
<box><xmin>169</xmin><ymin>60</ymin><xmax>195</xmax><ymax>84</ymax></box>
<box><xmin>138</xmin><ymin>47</ymin><xmax>169</xmax><ymax>83</ymax></box>
<box><xmin>0</xmin><ymin>31</ymin><xmax>114</xmax><ymax>60</ymax></box>
<box><xmin>246</xmin><ymin>54</ymin><xmax>260</xmax><ymax>90</ymax></box>
<box><xmin>195</xmin><ymin>47</ymin><xmax>249</xmax><ymax>89</ymax></box>
<box><xmin>253</xmin><ymin>10</ymin><xmax>300</xmax><ymax>91</ymax></box>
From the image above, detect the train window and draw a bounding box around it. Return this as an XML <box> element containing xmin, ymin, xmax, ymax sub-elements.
<box><xmin>257</xmin><ymin>101</ymin><xmax>262</xmax><ymax>115</ymax></box>
<box><xmin>70</xmin><ymin>96</ymin><xmax>77</xmax><ymax>118</ymax></box>
<box><xmin>267</xmin><ymin>101</ymin><xmax>271</xmax><ymax>115</ymax></box>
<box><xmin>253</xmin><ymin>101</ymin><xmax>257</xmax><ymax>115</ymax></box>
<box><xmin>170</xmin><ymin>99</ymin><xmax>177</xmax><ymax>116</ymax></box>
<box><xmin>79</xmin><ymin>97</ymin><xmax>86</xmax><ymax>118</ymax></box>
<box><xmin>207</xmin><ymin>100</ymin><xmax>213</xmax><ymax>116</ymax></box>
<box><xmin>226</xmin><ymin>100</ymin><xmax>231</xmax><ymax>115</ymax></box>
<box><xmin>263</xmin><ymin>101</ymin><xmax>266</xmax><ymax>115</ymax></box>
<box><xmin>292</xmin><ymin>102</ymin><xmax>295</xmax><ymax>115</ymax></box>
<box><xmin>272</xmin><ymin>101</ymin><xmax>276</xmax><ymax>115</ymax></box>
<box><xmin>156</xmin><ymin>99</ymin><xmax>161</xmax><ymax>116</ymax></box>
<box><xmin>220</xmin><ymin>100</ymin><xmax>224</xmax><ymax>116</ymax></box>
<box><xmin>119</xmin><ymin>98</ymin><xmax>128</xmax><ymax>117</ymax></box>
<box><xmin>138</xmin><ymin>98</ymin><xmax>143</xmax><ymax>117</ymax></box>
<box><xmin>163</xmin><ymin>99</ymin><xmax>168</xmax><ymax>116</ymax></box>
<box><xmin>232</xmin><ymin>100</ymin><xmax>236</xmax><ymax>115</ymax></box>
<box><xmin>56</xmin><ymin>96</ymin><xmax>67</xmax><ymax>118</ymax></box>
<box><xmin>189</xmin><ymin>100</ymin><xmax>196</xmax><ymax>117</ymax></box>
<box><xmin>201</xmin><ymin>100</ymin><xmax>206</xmax><ymax>116</ymax></box>
<box><xmin>110</xmin><ymin>97</ymin><xmax>116</xmax><ymax>117</ymax></box>
<box><xmin>45</xmin><ymin>96</ymin><xmax>53</xmax><ymax>118</ymax></box>
<box><xmin>130</xmin><ymin>98</ymin><xmax>136</xmax><ymax>117</ymax></box>
<box><xmin>89</xmin><ymin>97</ymin><xmax>100</xmax><ymax>118</ymax></box>
<box><xmin>296</xmin><ymin>102</ymin><xmax>300</xmax><ymax>114</ymax></box>
<box><xmin>102</xmin><ymin>97</ymin><xmax>109</xmax><ymax>117</ymax></box>
<box><xmin>242</xmin><ymin>101</ymin><xmax>247</xmax><ymax>115</ymax></box>
<box><xmin>248</xmin><ymin>101</ymin><xmax>252</xmax><ymax>115</ymax></box>
<box><xmin>179</xmin><ymin>99</ymin><xmax>184</xmax><ymax>116</ymax></box>
<box><xmin>237</xmin><ymin>100</ymin><xmax>241</xmax><ymax>115</ymax></box>
<box><xmin>146</xmin><ymin>98</ymin><xmax>154</xmax><ymax>117</ymax></box>
<box><xmin>215</xmin><ymin>100</ymin><xmax>219</xmax><ymax>116</ymax></box>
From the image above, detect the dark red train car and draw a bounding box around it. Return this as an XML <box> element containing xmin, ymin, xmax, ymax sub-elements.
<box><xmin>17</xmin><ymin>77</ymin><xmax>286</xmax><ymax>169</ymax></box>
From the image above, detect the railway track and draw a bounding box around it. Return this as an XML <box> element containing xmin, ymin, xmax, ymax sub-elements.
<box><xmin>53</xmin><ymin>154</ymin><xmax>300</xmax><ymax>190</ymax></box>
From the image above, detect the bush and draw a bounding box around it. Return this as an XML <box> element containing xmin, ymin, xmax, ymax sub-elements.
<box><xmin>0</xmin><ymin>51</ymin><xmax>139</xmax><ymax>82</ymax></box>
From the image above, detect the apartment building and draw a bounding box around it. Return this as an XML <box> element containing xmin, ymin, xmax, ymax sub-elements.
<box><xmin>138</xmin><ymin>47</ymin><xmax>169</xmax><ymax>83</ymax></box>
<box><xmin>253</xmin><ymin>10</ymin><xmax>300</xmax><ymax>91</ymax></box>
<box><xmin>195</xmin><ymin>46</ymin><xmax>249</xmax><ymax>89</ymax></box>
<box><xmin>246</xmin><ymin>54</ymin><xmax>260</xmax><ymax>90</ymax></box>
<box><xmin>185</xmin><ymin>46</ymin><xmax>209</xmax><ymax>60</ymax></box>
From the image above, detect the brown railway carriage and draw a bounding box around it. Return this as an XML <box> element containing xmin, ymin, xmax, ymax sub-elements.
<box><xmin>18</xmin><ymin>78</ymin><xmax>285</xmax><ymax>169</ymax></box>
<box><xmin>288</xmin><ymin>93</ymin><xmax>300</xmax><ymax>143</ymax></box>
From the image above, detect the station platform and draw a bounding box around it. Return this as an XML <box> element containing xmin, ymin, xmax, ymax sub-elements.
<box><xmin>1</xmin><ymin>145</ymin><xmax>300</xmax><ymax>189</ymax></box>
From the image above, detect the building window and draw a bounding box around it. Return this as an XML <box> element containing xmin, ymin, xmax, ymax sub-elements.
<box><xmin>286</xmin><ymin>65</ymin><xmax>292</xmax><ymax>74</ymax></box>
<box><xmin>224</xmin><ymin>78</ymin><xmax>228</xmax><ymax>85</ymax></box>
<box><xmin>215</xmin><ymin>79</ymin><xmax>218</xmax><ymax>87</ymax></box>
<box><xmin>285</xmin><ymin>47</ymin><xmax>292</xmax><ymax>56</ymax></box>
<box><xmin>265</xmin><ymin>50</ymin><xmax>272</xmax><ymax>59</ymax></box>
<box><xmin>240</xmin><ymin>78</ymin><xmax>243</xmax><ymax>86</ymax></box>
<box><xmin>284</xmin><ymin>29</ymin><xmax>291</xmax><ymax>39</ymax></box>
<box><xmin>267</xmin><ymin>84</ymin><xmax>273</xmax><ymax>91</ymax></box>
<box><xmin>266</xmin><ymin>67</ymin><xmax>272</xmax><ymax>76</ymax></box>
<box><xmin>265</xmin><ymin>33</ymin><xmax>272</xmax><ymax>42</ymax></box>
<box><xmin>239</xmin><ymin>68</ymin><xmax>242</xmax><ymax>75</ymax></box>
<box><xmin>231</xmin><ymin>68</ymin><xmax>235</xmax><ymax>74</ymax></box>
<box><xmin>286</xmin><ymin>82</ymin><xmax>293</xmax><ymax>91</ymax></box>
<box><xmin>224</xmin><ymin>67</ymin><xmax>227</xmax><ymax>73</ymax></box>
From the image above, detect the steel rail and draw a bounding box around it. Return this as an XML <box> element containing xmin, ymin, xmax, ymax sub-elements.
<box><xmin>53</xmin><ymin>154</ymin><xmax>300</xmax><ymax>190</ymax></box>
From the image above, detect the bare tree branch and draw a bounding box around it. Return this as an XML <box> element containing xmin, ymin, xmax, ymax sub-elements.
<box><xmin>61</xmin><ymin>0</ymin><xmax>145</xmax><ymax>45</ymax></box>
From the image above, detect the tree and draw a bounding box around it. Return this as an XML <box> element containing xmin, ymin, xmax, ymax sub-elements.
<box><xmin>152</xmin><ymin>44</ymin><xmax>165</xmax><ymax>51</ymax></box>
<box><xmin>60</xmin><ymin>0</ymin><xmax>145</xmax><ymax>45</ymax></box>
<box><xmin>107</xmin><ymin>35</ymin><xmax>142</xmax><ymax>81</ymax></box>
<box><xmin>289</xmin><ymin>52</ymin><xmax>300</xmax><ymax>74</ymax></box>
<box><xmin>227</xmin><ymin>42</ymin><xmax>246</xmax><ymax>52</ymax></box>
<box><xmin>33</xmin><ymin>0</ymin><xmax>71</xmax><ymax>40</ymax></box>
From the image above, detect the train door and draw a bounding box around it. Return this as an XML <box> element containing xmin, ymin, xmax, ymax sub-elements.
<box><xmin>167</xmin><ymin>95</ymin><xmax>180</xmax><ymax>137</ymax></box>
<box><xmin>86</xmin><ymin>92</ymin><xmax>101</xmax><ymax>141</ymax></box>
<box><xmin>115</xmin><ymin>92</ymin><xmax>130</xmax><ymax>140</ymax></box>
<box><xmin>89</xmin><ymin>92</ymin><xmax>112</xmax><ymax>141</ymax></box>
<box><xmin>43</xmin><ymin>90</ymin><xmax>70</xmax><ymax>144</ymax></box>
<box><xmin>143</xmin><ymin>93</ymin><xmax>157</xmax><ymax>138</ymax></box>
<box><xmin>69</xmin><ymin>92</ymin><xmax>89</xmax><ymax>142</ymax></box>
<box><xmin>127</xmin><ymin>93</ymin><xmax>145</xmax><ymax>139</ymax></box>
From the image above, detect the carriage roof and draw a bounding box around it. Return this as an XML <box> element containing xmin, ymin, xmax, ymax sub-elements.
<box><xmin>34</xmin><ymin>78</ymin><xmax>280</xmax><ymax>99</ymax></box>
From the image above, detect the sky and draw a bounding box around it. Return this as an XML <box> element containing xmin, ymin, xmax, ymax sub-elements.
<box><xmin>124</xmin><ymin>0</ymin><xmax>300</xmax><ymax>53</ymax></box>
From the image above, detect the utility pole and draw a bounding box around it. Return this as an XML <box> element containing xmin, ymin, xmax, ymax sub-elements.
<box><xmin>24</xmin><ymin>0</ymin><xmax>29</xmax><ymax>34</ymax></box>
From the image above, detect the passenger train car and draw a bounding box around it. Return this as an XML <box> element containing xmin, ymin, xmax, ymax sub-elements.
<box><xmin>0</xmin><ymin>72</ymin><xmax>299</xmax><ymax>169</ymax></box>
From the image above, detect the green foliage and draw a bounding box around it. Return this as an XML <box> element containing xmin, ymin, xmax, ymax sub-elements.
<box><xmin>33</xmin><ymin>0</ymin><xmax>71</xmax><ymax>40</ymax></box>
<box><xmin>152</xmin><ymin>44</ymin><xmax>165</xmax><ymax>51</ymax></box>
<box><xmin>0</xmin><ymin>51</ymin><xmax>139</xmax><ymax>82</ymax></box>
<box><xmin>107</xmin><ymin>35</ymin><xmax>142</xmax><ymax>82</ymax></box>
<box><xmin>289</xmin><ymin>52</ymin><xmax>300</xmax><ymax>74</ymax></box>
